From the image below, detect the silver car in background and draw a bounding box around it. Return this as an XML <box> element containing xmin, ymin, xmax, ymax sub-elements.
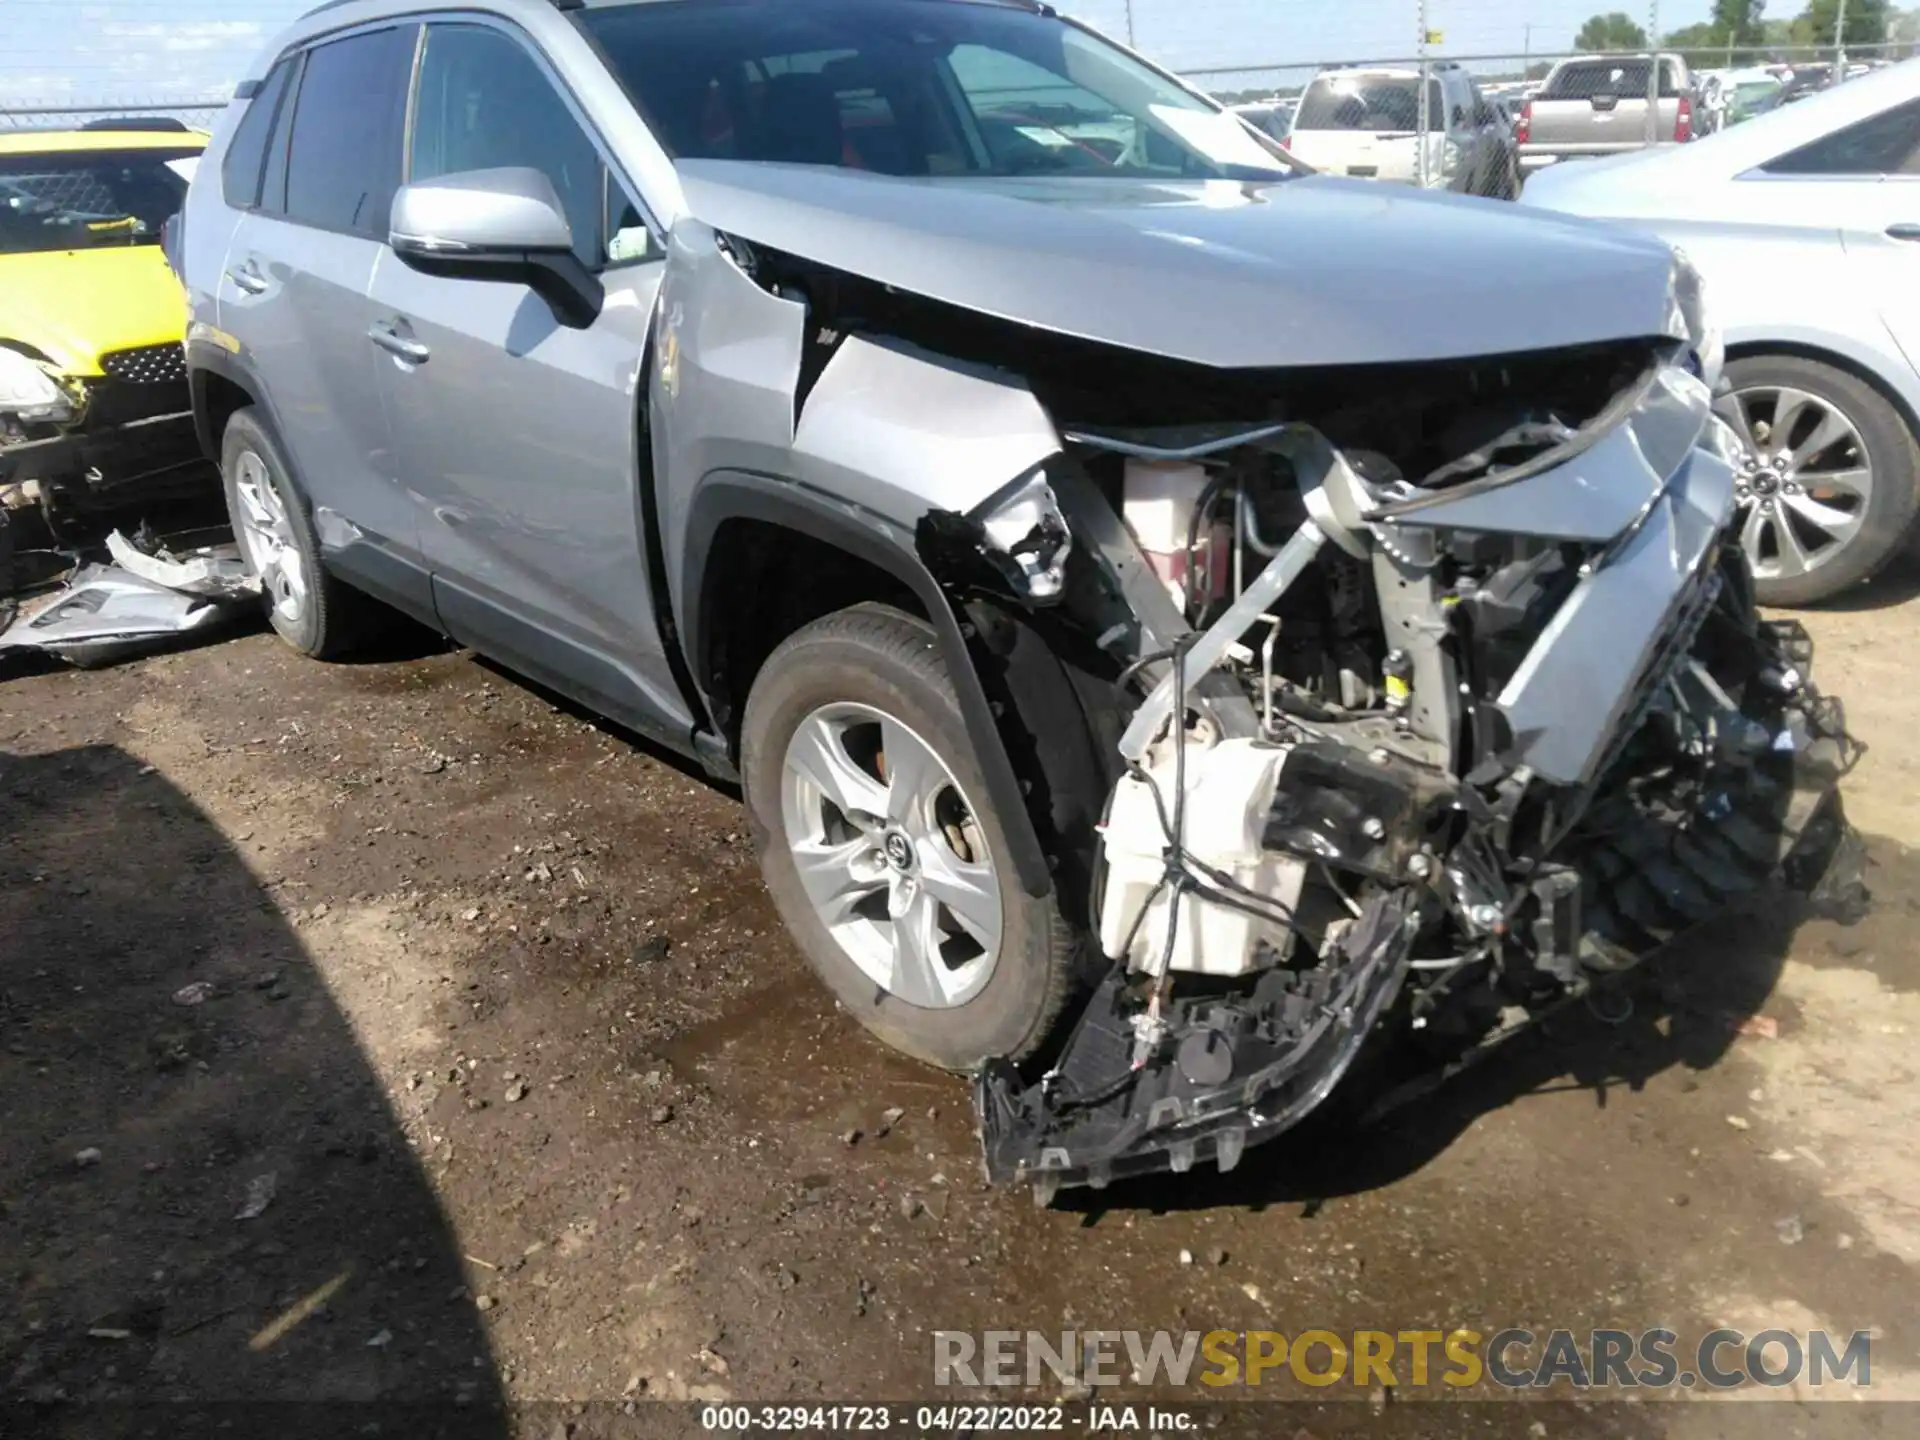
<box><xmin>1524</xmin><ymin>58</ymin><xmax>1920</xmax><ymax>604</ymax></box>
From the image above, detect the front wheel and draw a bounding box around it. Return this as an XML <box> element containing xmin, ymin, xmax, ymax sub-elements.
<box><xmin>1713</xmin><ymin>355</ymin><xmax>1920</xmax><ymax>606</ymax></box>
<box><xmin>740</xmin><ymin>603</ymin><xmax>1078</xmax><ymax>1071</ymax></box>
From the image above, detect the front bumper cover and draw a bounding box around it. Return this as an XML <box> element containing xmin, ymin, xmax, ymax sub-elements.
<box><xmin>976</xmin><ymin>889</ymin><xmax>1420</xmax><ymax>1198</ymax></box>
<box><xmin>1</xmin><ymin>410</ymin><xmax>202</xmax><ymax>507</ymax></box>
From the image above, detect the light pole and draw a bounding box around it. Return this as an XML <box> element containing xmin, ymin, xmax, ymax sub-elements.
<box><xmin>1834</xmin><ymin>0</ymin><xmax>1849</xmax><ymax>74</ymax></box>
<box><xmin>1645</xmin><ymin>0</ymin><xmax>1661</xmax><ymax>147</ymax></box>
<box><xmin>1416</xmin><ymin>0</ymin><xmax>1431</xmax><ymax>187</ymax></box>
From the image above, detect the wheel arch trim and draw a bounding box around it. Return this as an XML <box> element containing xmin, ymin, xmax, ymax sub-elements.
<box><xmin>683</xmin><ymin>471</ymin><xmax>1053</xmax><ymax>898</ymax></box>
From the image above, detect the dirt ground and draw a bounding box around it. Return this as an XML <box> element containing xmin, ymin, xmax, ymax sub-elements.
<box><xmin>4</xmin><ymin>541</ymin><xmax>1920</xmax><ymax>1437</ymax></box>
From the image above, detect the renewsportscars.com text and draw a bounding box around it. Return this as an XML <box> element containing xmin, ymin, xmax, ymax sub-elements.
<box><xmin>933</xmin><ymin>1327</ymin><xmax>1873</xmax><ymax>1391</ymax></box>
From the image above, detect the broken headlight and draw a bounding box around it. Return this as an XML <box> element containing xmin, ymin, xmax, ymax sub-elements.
<box><xmin>977</xmin><ymin>469</ymin><xmax>1071</xmax><ymax>602</ymax></box>
<box><xmin>0</xmin><ymin>346</ymin><xmax>75</xmax><ymax>425</ymax></box>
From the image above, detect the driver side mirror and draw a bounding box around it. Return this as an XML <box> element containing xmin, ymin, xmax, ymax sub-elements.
<box><xmin>390</xmin><ymin>166</ymin><xmax>603</xmax><ymax>329</ymax></box>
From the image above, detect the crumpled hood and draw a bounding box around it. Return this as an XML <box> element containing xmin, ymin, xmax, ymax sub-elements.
<box><xmin>0</xmin><ymin>247</ymin><xmax>186</xmax><ymax>377</ymax></box>
<box><xmin>674</xmin><ymin>162</ymin><xmax>1685</xmax><ymax>370</ymax></box>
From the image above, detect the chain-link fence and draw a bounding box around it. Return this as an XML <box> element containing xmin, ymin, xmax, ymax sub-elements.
<box><xmin>0</xmin><ymin>99</ymin><xmax>226</xmax><ymax>133</ymax></box>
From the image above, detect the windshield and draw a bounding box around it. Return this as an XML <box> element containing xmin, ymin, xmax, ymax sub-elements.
<box><xmin>1293</xmin><ymin>76</ymin><xmax>1442</xmax><ymax>133</ymax></box>
<box><xmin>0</xmin><ymin>149</ymin><xmax>193</xmax><ymax>255</ymax></box>
<box><xmin>578</xmin><ymin>0</ymin><xmax>1291</xmax><ymax>179</ymax></box>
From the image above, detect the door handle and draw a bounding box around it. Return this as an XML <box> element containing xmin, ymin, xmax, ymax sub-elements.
<box><xmin>368</xmin><ymin>323</ymin><xmax>431</xmax><ymax>365</ymax></box>
<box><xmin>1887</xmin><ymin>224</ymin><xmax>1920</xmax><ymax>242</ymax></box>
<box><xmin>226</xmin><ymin>264</ymin><xmax>269</xmax><ymax>295</ymax></box>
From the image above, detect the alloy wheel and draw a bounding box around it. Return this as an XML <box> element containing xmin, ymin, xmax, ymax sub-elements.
<box><xmin>1713</xmin><ymin>385</ymin><xmax>1873</xmax><ymax>583</ymax></box>
<box><xmin>778</xmin><ymin>702</ymin><xmax>1002</xmax><ymax>1008</ymax></box>
<box><xmin>231</xmin><ymin>451</ymin><xmax>307</xmax><ymax>625</ymax></box>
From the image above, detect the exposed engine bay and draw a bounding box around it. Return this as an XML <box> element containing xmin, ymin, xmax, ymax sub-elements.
<box><xmin>654</xmin><ymin>205</ymin><xmax>1866</xmax><ymax>1200</ymax></box>
<box><xmin>945</xmin><ymin>336</ymin><xmax>1866</xmax><ymax>1200</ymax></box>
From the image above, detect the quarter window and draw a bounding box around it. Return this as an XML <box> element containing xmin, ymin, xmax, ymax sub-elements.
<box><xmin>410</xmin><ymin>23</ymin><xmax>620</xmax><ymax>270</ymax></box>
<box><xmin>1763</xmin><ymin>99</ymin><xmax>1920</xmax><ymax>177</ymax></box>
<box><xmin>282</xmin><ymin>25</ymin><xmax>415</xmax><ymax>235</ymax></box>
<box><xmin>221</xmin><ymin>58</ymin><xmax>295</xmax><ymax>209</ymax></box>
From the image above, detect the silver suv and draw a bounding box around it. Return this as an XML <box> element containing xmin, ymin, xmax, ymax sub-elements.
<box><xmin>180</xmin><ymin>0</ymin><xmax>1861</xmax><ymax>1197</ymax></box>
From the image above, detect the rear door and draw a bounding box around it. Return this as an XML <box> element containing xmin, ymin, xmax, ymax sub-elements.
<box><xmin>368</xmin><ymin>17</ymin><xmax>689</xmax><ymax>739</ymax></box>
<box><xmin>219</xmin><ymin>22</ymin><xmax>427</xmax><ymax>609</ymax></box>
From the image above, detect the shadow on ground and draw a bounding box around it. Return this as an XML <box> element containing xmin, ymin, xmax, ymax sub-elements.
<box><xmin>0</xmin><ymin>743</ymin><xmax>506</xmax><ymax>1430</ymax></box>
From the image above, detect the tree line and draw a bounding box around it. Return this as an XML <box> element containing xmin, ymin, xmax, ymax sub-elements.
<box><xmin>1576</xmin><ymin>0</ymin><xmax>1918</xmax><ymax>59</ymax></box>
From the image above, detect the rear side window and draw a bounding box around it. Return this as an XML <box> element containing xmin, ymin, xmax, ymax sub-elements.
<box><xmin>1763</xmin><ymin>98</ymin><xmax>1920</xmax><ymax>177</ymax></box>
<box><xmin>221</xmin><ymin>59</ymin><xmax>295</xmax><ymax>208</ymax></box>
<box><xmin>409</xmin><ymin>23</ymin><xmax>610</xmax><ymax>269</ymax></box>
<box><xmin>283</xmin><ymin>25</ymin><xmax>416</xmax><ymax>235</ymax></box>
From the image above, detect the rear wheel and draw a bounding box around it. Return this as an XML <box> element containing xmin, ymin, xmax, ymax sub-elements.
<box><xmin>1714</xmin><ymin>355</ymin><xmax>1920</xmax><ymax>606</ymax></box>
<box><xmin>741</xmin><ymin>603</ymin><xmax>1077</xmax><ymax>1071</ymax></box>
<box><xmin>220</xmin><ymin>408</ymin><xmax>372</xmax><ymax>658</ymax></box>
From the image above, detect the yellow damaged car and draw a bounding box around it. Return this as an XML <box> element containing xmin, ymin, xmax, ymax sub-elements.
<box><xmin>0</xmin><ymin>123</ymin><xmax>206</xmax><ymax>533</ymax></box>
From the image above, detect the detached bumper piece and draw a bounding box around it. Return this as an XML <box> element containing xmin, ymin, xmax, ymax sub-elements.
<box><xmin>975</xmin><ymin>890</ymin><xmax>1418</xmax><ymax>1200</ymax></box>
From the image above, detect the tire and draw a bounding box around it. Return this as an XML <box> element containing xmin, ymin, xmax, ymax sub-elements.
<box><xmin>220</xmin><ymin>407</ymin><xmax>371</xmax><ymax>659</ymax></box>
<box><xmin>1716</xmin><ymin>355</ymin><xmax>1920</xmax><ymax>607</ymax></box>
<box><xmin>741</xmin><ymin>602</ymin><xmax>1078</xmax><ymax>1071</ymax></box>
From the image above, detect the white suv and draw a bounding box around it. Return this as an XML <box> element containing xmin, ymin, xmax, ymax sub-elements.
<box><xmin>1285</xmin><ymin>63</ymin><xmax>1519</xmax><ymax>197</ymax></box>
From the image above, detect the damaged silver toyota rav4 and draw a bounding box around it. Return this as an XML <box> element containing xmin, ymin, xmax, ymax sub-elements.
<box><xmin>182</xmin><ymin>0</ymin><xmax>1865</xmax><ymax>1196</ymax></box>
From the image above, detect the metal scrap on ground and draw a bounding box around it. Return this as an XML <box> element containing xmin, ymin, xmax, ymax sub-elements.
<box><xmin>0</xmin><ymin>530</ymin><xmax>256</xmax><ymax>668</ymax></box>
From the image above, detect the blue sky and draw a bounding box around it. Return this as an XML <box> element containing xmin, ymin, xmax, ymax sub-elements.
<box><xmin>0</xmin><ymin>0</ymin><xmax>1719</xmax><ymax>106</ymax></box>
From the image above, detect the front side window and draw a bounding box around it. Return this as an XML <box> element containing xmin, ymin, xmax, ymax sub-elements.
<box><xmin>410</xmin><ymin>23</ymin><xmax>614</xmax><ymax>269</ymax></box>
<box><xmin>579</xmin><ymin>0</ymin><xmax>1290</xmax><ymax>180</ymax></box>
<box><xmin>282</xmin><ymin>25</ymin><xmax>415</xmax><ymax>235</ymax></box>
<box><xmin>1294</xmin><ymin>76</ymin><xmax>1445</xmax><ymax>134</ymax></box>
<box><xmin>1763</xmin><ymin>98</ymin><xmax>1920</xmax><ymax>177</ymax></box>
<box><xmin>0</xmin><ymin>149</ymin><xmax>193</xmax><ymax>255</ymax></box>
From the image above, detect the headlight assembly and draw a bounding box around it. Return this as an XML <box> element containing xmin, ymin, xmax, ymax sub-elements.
<box><xmin>0</xmin><ymin>346</ymin><xmax>75</xmax><ymax>424</ymax></box>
